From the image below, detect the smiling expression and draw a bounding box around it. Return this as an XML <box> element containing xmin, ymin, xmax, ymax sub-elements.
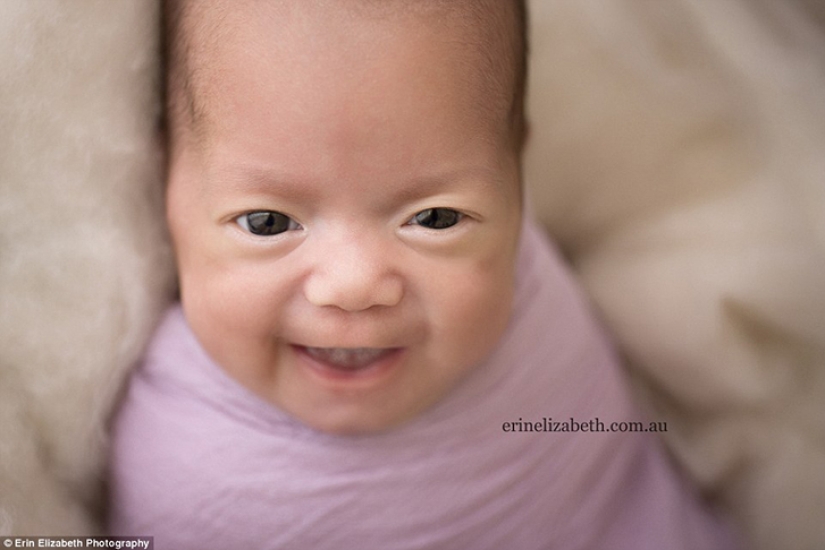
<box><xmin>166</xmin><ymin>2</ymin><xmax>524</xmax><ymax>434</ymax></box>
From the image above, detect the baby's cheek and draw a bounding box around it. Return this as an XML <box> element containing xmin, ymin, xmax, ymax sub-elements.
<box><xmin>439</xmin><ymin>271</ymin><xmax>514</xmax><ymax>365</ymax></box>
<box><xmin>182</xmin><ymin>265</ymin><xmax>273</xmax><ymax>343</ymax></box>
<box><xmin>182</xmin><ymin>271</ymin><xmax>289</xmax><ymax>381</ymax></box>
<box><xmin>217</xmin><ymin>269</ymin><xmax>288</xmax><ymax>320</ymax></box>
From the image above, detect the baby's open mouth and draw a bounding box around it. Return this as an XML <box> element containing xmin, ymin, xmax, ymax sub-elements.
<box><xmin>302</xmin><ymin>346</ymin><xmax>397</xmax><ymax>370</ymax></box>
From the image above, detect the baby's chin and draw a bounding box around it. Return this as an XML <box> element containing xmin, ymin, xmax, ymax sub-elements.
<box><xmin>284</xmin><ymin>390</ymin><xmax>445</xmax><ymax>436</ymax></box>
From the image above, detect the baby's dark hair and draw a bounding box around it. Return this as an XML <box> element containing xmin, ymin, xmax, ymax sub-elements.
<box><xmin>161</xmin><ymin>0</ymin><xmax>529</xmax><ymax>153</ymax></box>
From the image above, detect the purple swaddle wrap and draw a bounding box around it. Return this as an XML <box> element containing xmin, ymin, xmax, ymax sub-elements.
<box><xmin>108</xmin><ymin>219</ymin><xmax>739</xmax><ymax>549</ymax></box>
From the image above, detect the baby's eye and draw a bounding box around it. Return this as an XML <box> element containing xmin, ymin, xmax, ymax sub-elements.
<box><xmin>409</xmin><ymin>208</ymin><xmax>463</xmax><ymax>229</ymax></box>
<box><xmin>236</xmin><ymin>211</ymin><xmax>301</xmax><ymax>236</ymax></box>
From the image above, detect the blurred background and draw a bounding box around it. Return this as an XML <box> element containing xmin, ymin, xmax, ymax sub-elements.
<box><xmin>525</xmin><ymin>2</ymin><xmax>825</xmax><ymax>549</ymax></box>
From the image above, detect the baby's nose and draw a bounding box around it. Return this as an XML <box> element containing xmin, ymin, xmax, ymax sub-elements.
<box><xmin>303</xmin><ymin>236</ymin><xmax>403</xmax><ymax>312</ymax></box>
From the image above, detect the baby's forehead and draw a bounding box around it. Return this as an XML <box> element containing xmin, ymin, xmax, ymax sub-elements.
<box><xmin>169</xmin><ymin>1</ymin><xmax>525</xmax><ymax>149</ymax></box>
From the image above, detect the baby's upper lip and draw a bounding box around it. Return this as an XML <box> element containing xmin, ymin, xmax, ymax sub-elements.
<box><xmin>286</xmin><ymin>316</ymin><xmax>417</xmax><ymax>350</ymax></box>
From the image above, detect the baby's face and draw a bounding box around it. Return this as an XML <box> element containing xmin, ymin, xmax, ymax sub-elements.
<box><xmin>167</xmin><ymin>2</ymin><xmax>522</xmax><ymax>434</ymax></box>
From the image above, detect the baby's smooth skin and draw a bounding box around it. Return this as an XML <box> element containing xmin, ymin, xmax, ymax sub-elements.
<box><xmin>166</xmin><ymin>0</ymin><xmax>524</xmax><ymax>434</ymax></box>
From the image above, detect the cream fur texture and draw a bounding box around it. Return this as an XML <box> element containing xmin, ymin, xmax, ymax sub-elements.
<box><xmin>0</xmin><ymin>0</ymin><xmax>175</xmax><ymax>535</ymax></box>
<box><xmin>1</xmin><ymin>1</ymin><xmax>823</xmax><ymax>548</ymax></box>
<box><xmin>524</xmin><ymin>1</ymin><xmax>825</xmax><ymax>549</ymax></box>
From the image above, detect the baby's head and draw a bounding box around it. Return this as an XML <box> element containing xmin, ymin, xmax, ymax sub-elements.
<box><xmin>163</xmin><ymin>0</ymin><xmax>528</xmax><ymax>434</ymax></box>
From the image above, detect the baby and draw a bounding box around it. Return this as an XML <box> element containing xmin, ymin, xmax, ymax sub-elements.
<box><xmin>108</xmin><ymin>1</ymin><xmax>740</xmax><ymax>548</ymax></box>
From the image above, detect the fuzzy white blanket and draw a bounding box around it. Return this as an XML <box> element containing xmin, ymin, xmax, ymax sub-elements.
<box><xmin>1</xmin><ymin>1</ymin><xmax>823</xmax><ymax>549</ymax></box>
<box><xmin>0</xmin><ymin>0</ymin><xmax>175</xmax><ymax>535</ymax></box>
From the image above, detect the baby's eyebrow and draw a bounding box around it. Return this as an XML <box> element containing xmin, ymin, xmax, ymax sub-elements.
<box><xmin>204</xmin><ymin>167</ymin><xmax>321</xmax><ymax>200</ymax></box>
<box><xmin>390</xmin><ymin>167</ymin><xmax>507</xmax><ymax>202</ymax></box>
